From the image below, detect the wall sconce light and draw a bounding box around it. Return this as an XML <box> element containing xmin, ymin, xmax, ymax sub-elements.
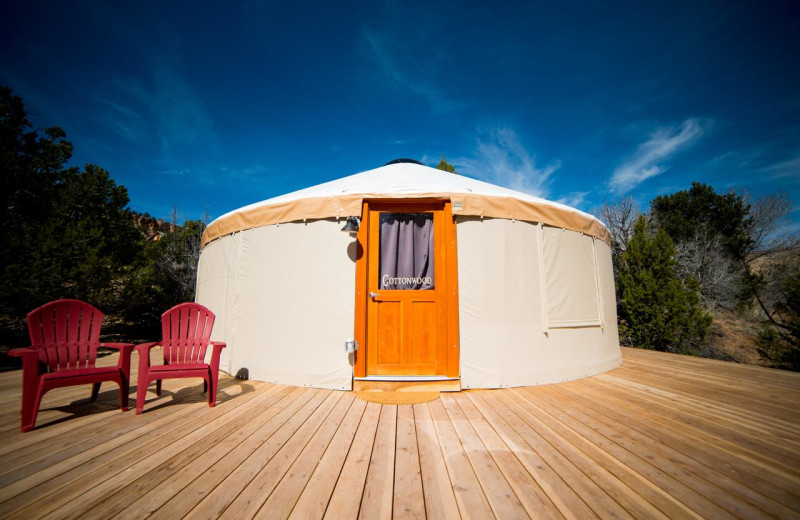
<box><xmin>341</xmin><ymin>216</ymin><xmax>360</xmax><ymax>235</ymax></box>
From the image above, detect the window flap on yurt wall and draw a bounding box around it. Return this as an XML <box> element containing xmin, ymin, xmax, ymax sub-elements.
<box><xmin>542</xmin><ymin>226</ymin><xmax>601</xmax><ymax>327</ymax></box>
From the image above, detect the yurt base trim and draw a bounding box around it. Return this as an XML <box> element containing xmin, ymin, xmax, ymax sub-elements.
<box><xmin>354</xmin><ymin>376</ymin><xmax>460</xmax><ymax>381</ymax></box>
<box><xmin>460</xmin><ymin>354</ymin><xmax>622</xmax><ymax>390</ymax></box>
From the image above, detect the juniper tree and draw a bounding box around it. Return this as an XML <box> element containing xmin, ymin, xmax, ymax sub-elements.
<box><xmin>616</xmin><ymin>216</ymin><xmax>712</xmax><ymax>354</ymax></box>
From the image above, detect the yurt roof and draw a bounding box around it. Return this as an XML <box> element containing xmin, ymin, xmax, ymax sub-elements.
<box><xmin>201</xmin><ymin>161</ymin><xmax>610</xmax><ymax>247</ymax></box>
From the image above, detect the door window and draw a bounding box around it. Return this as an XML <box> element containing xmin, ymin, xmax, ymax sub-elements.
<box><xmin>379</xmin><ymin>213</ymin><xmax>435</xmax><ymax>290</ymax></box>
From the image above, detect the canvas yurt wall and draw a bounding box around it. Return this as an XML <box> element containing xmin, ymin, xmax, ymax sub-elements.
<box><xmin>196</xmin><ymin>161</ymin><xmax>621</xmax><ymax>390</ymax></box>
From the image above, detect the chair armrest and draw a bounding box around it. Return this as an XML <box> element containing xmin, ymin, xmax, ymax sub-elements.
<box><xmin>209</xmin><ymin>341</ymin><xmax>226</xmax><ymax>372</ymax></box>
<box><xmin>7</xmin><ymin>347</ymin><xmax>38</xmax><ymax>360</ymax></box>
<box><xmin>135</xmin><ymin>342</ymin><xmax>160</xmax><ymax>369</ymax></box>
<box><xmin>135</xmin><ymin>342</ymin><xmax>160</xmax><ymax>352</ymax></box>
<box><xmin>8</xmin><ymin>348</ymin><xmax>43</xmax><ymax>381</ymax></box>
<box><xmin>102</xmin><ymin>343</ymin><xmax>135</xmax><ymax>375</ymax></box>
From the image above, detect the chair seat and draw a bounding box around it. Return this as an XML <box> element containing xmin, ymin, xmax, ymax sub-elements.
<box><xmin>149</xmin><ymin>363</ymin><xmax>209</xmax><ymax>373</ymax></box>
<box><xmin>43</xmin><ymin>366</ymin><xmax>120</xmax><ymax>380</ymax></box>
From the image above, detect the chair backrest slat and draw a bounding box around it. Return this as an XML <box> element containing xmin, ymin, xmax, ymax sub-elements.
<box><xmin>65</xmin><ymin>303</ymin><xmax>80</xmax><ymax>369</ymax></box>
<box><xmin>27</xmin><ymin>300</ymin><xmax>104</xmax><ymax>373</ymax></box>
<box><xmin>161</xmin><ymin>303</ymin><xmax>215</xmax><ymax>365</ymax></box>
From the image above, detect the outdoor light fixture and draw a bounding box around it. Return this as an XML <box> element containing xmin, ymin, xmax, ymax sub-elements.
<box><xmin>341</xmin><ymin>216</ymin><xmax>360</xmax><ymax>234</ymax></box>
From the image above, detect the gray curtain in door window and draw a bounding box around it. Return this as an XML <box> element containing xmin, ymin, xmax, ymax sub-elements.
<box><xmin>380</xmin><ymin>213</ymin><xmax>435</xmax><ymax>290</ymax></box>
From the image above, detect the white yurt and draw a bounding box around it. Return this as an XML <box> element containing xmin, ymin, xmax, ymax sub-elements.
<box><xmin>196</xmin><ymin>159</ymin><xmax>621</xmax><ymax>390</ymax></box>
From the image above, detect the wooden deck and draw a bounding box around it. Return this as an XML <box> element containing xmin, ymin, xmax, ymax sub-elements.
<box><xmin>0</xmin><ymin>347</ymin><xmax>798</xmax><ymax>519</ymax></box>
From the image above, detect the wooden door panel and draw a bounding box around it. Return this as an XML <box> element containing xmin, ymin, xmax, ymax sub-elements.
<box><xmin>410</xmin><ymin>301</ymin><xmax>436</xmax><ymax>366</ymax></box>
<box><xmin>376</xmin><ymin>301</ymin><xmax>401</xmax><ymax>365</ymax></box>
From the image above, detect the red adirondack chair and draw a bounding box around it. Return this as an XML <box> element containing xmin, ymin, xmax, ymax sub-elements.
<box><xmin>135</xmin><ymin>302</ymin><xmax>226</xmax><ymax>414</ymax></box>
<box><xmin>8</xmin><ymin>299</ymin><xmax>134</xmax><ymax>432</ymax></box>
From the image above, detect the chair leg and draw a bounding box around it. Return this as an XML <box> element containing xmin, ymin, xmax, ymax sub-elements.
<box><xmin>208</xmin><ymin>371</ymin><xmax>219</xmax><ymax>407</ymax></box>
<box><xmin>136</xmin><ymin>368</ymin><xmax>149</xmax><ymax>415</ymax></box>
<box><xmin>20</xmin><ymin>392</ymin><xmax>39</xmax><ymax>432</ymax></box>
<box><xmin>91</xmin><ymin>382</ymin><xmax>101</xmax><ymax>401</ymax></box>
<box><xmin>19</xmin><ymin>361</ymin><xmax>42</xmax><ymax>432</ymax></box>
<box><xmin>22</xmin><ymin>386</ymin><xmax>46</xmax><ymax>433</ymax></box>
<box><xmin>156</xmin><ymin>379</ymin><xmax>162</xmax><ymax>397</ymax></box>
<box><xmin>120</xmin><ymin>376</ymin><xmax>130</xmax><ymax>412</ymax></box>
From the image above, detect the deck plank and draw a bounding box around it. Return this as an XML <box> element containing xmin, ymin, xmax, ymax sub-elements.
<box><xmin>149</xmin><ymin>387</ymin><xmax>321</xmax><ymax>520</ymax></box>
<box><xmin>39</xmin><ymin>381</ymin><xmax>283</xmax><ymax>520</ymax></box>
<box><xmin>0</xmin><ymin>347</ymin><xmax>798</xmax><ymax>519</ymax></box>
<box><xmin>541</xmin><ymin>384</ymin><xmax>800</xmax><ymax>519</ymax></box>
<box><xmin>212</xmin><ymin>391</ymin><xmax>344</xmax><ymax>520</ymax></box>
<box><xmin>518</xmin><ymin>385</ymin><xmax>748</xmax><ymax>519</ymax></box>
<box><xmin>291</xmin><ymin>400</ymin><xmax>377</xmax><ymax>520</ymax></box>
<box><xmin>6</xmin><ymin>380</ymin><xmax>274</xmax><ymax>519</ymax></box>
<box><xmin>356</xmin><ymin>405</ymin><xmax>396</xmax><ymax>520</ymax></box>
<box><xmin>0</xmin><ymin>384</ymin><xmax>269</xmax><ymax>517</ymax></box>
<box><xmin>392</xmin><ymin>405</ymin><xmax>426</xmax><ymax>520</ymax></box>
<box><xmin>112</xmin><ymin>385</ymin><xmax>295</xmax><ymax>520</ymax></box>
<box><xmin>595</xmin><ymin>374</ymin><xmax>800</xmax><ymax>478</ymax></box>
<box><xmin>570</xmin><ymin>376</ymin><xmax>800</xmax><ymax>505</ymax></box>
<box><xmin>182</xmin><ymin>389</ymin><xmax>331</xmax><ymax>520</ymax></box>
<box><xmin>451</xmin><ymin>392</ymin><xmax>565</xmax><ymax>520</ymax></box>
<box><xmin>428</xmin><ymin>397</ymin><xmax>496</xmax><ymax>519</ymax></box>
<box><xmin>440</xmin><ymin>394</ymin><xmax>529</xmax><ymax>518</ymax></box>
<box><xmin>487</xmin><ymin>390</ymin><xmax>633</xmax><ymax>519</ymax></box>
<box><xmin>413</xmin><ymin>401</ymin><xmax>461</xmax><ymax>520</ymax></box>
<box><xmin>466</xmin><ymin>390</ymin><xmax>602</xmax><ymax>520</ymax></box>
<box><xmin>254</xmin><ymin>393</ymin><xmax>359</xmax><ymax>520</ymax></box>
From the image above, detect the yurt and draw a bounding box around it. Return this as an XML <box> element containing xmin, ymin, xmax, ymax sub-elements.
<box><xmin>197</xmin><ymin>159</ymin><xmax>621</xmax><ymax>390</ymax></box>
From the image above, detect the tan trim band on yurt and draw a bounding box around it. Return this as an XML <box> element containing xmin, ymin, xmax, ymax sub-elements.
<box><xmin>201</xmin><ymin>192</ymin><xmax>611</xmax><ymax>247</ymax></box>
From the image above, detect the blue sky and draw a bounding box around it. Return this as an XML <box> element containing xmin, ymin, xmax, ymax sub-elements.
<box><xmin>2</xmin><ymin>1</ymin><xmax>798</xmax><ymax>228</ymax></box>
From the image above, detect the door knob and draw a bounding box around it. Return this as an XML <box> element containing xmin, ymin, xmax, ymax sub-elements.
<box><xmin>369</xmin><ymin>292</ymin><xmax>380</xmax><ymax>299</ymax></box>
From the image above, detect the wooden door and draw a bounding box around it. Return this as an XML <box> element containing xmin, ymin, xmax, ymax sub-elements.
<box><xmin>357</xmin><ymin>201</ymin><xmax>459</xmax><ymax>377</ymax></box>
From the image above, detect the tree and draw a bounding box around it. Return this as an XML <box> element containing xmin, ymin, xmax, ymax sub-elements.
<box><xmin>436</xmin><ymin>155</ymin><xmax>457</xmax><ymax>174</ymax></box>
<box><xmin>3</xmin><ymin>164</ymin><xmax>141</xmax><ymax>329</ymax></box>
<box><xmin>673</xmin><ymin>228</ymin><xmax>742</xmax><ymax>310</ymax></box>
<box><xmin>1</xmin><ymin>88</ymin><xmax>75</xmax><ymax>321</ymax></box>
<box><xmin>616</xmin><ymin>216</ymin><xmax>712</xmax><ymax>353</ymax></box>
<box><xmin>0</xmin><ymin>87</ymin><xmax>142</xmax><ymax>343</ymax></box>
<box><xmin>597</xmin><ymin>196</ymin><xmax>641</xmax><ymax>268</ymax></box>
<box><xmin>0</xmin><ymin>87</ymin><xmax>72</xmax><ymax>232</ymax></box>
<box><xmin>155</xmin><ymin>218</ymin><xmax>206</xmax><ymax>302</ymax></box>
<box><xmin>756</xmin><ymin>265</ymin><xmax>800</xmax><ymax>370</ymax></box>
<box><xmin>650</xmin><ymin>183</ymin><xmax>753</xmax><ymax>309</ymax></box>
<box><xmin>119</xmin><ymin>210</ymin><xmax>208</xmax><ymax>338</ymax></box>
<box><xmin>651</xmin><ymin>182</ymin><xmax>751</xmax><ymax>261</ymax></box>
<box><xmin>741</xmin><ymin>189</ymin><xmax>799</xmax><ymax>261</ymax></box>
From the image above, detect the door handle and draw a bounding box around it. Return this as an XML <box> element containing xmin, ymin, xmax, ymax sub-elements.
<box><xmin>369</xmin><ymin>292</ymin><xmax>381</xmax><ymax>299</ymax></box>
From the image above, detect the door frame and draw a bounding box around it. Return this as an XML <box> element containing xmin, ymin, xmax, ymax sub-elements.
<box><xmin>353</xmin><ymin>199</ymin><xmax>460</xmax><ymax>378</ymax></box>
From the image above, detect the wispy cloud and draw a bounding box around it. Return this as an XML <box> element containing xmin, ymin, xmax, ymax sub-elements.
<box><xmin>100</xmin><ymin>51</ymin><xmax>219</xmax><ymax>178</ymax></box>
<box><xmin>609</xmin><ymin>118</ymin><xmax>707</xmax><ymax>193</ymax></box>
<box><xmin>760</xmin><ymin>154</ymin><xmax>800</xmax><ymax>180</ymax></box>
<box><xmin>457</xmin><ymin>127</ymin><xmax>561</xmax><ymax>198</ymax></box>
<box><xmin>149</xmin><ymin>56</ymin><xmax>218</xmax><ymax>162</ymax></box>
<box><xmin>362</xmin><ymin>28</ymin><xmax>463</xmax><ymax>114</ymax></box>
<box><xmin>96</xmin><ymin>95</ymin><xmax>150</xmax><ymax>144</ymax></box>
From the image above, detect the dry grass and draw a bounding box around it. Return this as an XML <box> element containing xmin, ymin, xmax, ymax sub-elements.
<box><xmin>706</xmin><ymin>308</ymin><xmax>765</xmax><ymax>365</ymax></box>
